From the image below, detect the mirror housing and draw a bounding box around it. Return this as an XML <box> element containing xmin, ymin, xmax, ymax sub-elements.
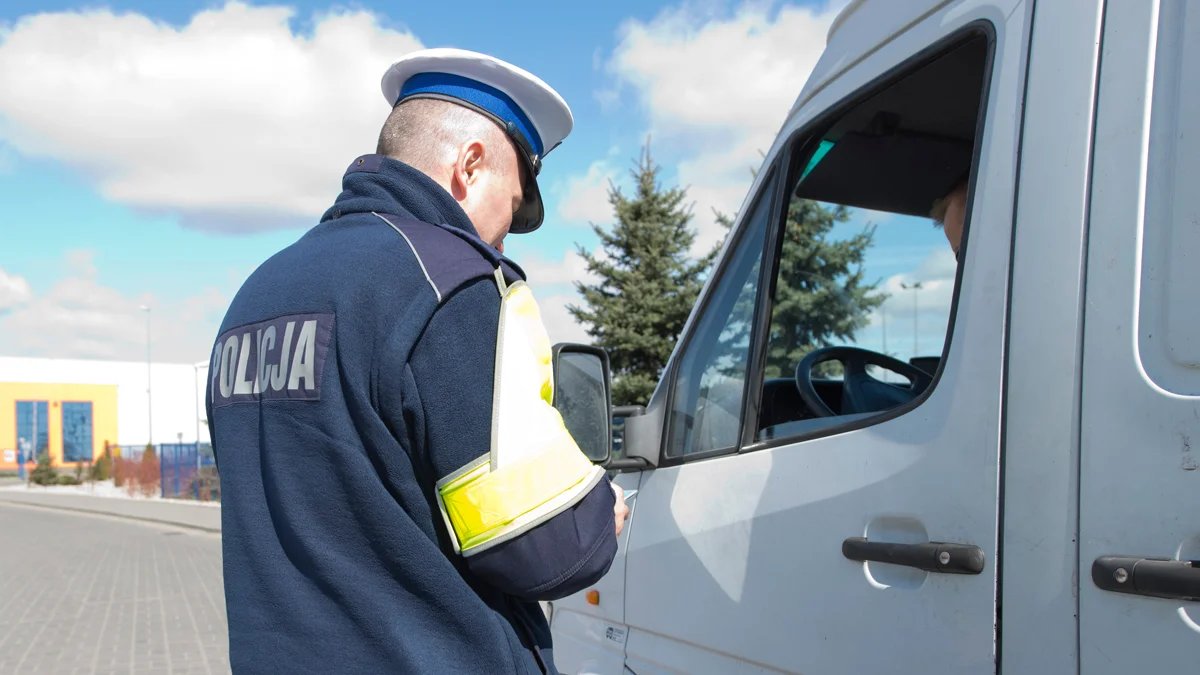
<box><xmin>551</xmin><ymin>343</ymin><xmax>613</xmax><ymax>464</ymax></box>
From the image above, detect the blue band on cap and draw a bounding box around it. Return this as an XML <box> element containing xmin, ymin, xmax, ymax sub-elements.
<box><xmin>397</xmin><ymin>72</ymin><xmax>544</xmax><ymax>158</ymax></box>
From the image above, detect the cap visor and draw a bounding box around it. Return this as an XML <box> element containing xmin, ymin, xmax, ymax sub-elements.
<box><xmin>509</xmin><ymin>152</ymin><xmax>544</xmax><ymax>234</ymax></box>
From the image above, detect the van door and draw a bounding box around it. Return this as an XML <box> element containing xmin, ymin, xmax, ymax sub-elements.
<box><xmin>618</xmin><ymin>3</ymin><xmax>1027</xmax><ymax>672</ymax></box>
<box><xmin>1077</xmin><ymin>0</ymin><xmax>1200</xmax><ymax>669</ymax></box>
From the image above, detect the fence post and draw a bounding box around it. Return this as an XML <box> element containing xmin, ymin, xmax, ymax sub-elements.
<box><xmin>193</xmin><ymin>444</ymin><xmax>200</xmax><ymax>500</ymax></box>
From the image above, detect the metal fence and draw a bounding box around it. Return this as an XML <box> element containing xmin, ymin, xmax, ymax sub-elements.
<box><xmin>113</xmin><ymin>445</ymin><xmax>149</xmax><ymax>463</ymax></box>
<box><xmin>158</xmin><ymin>443</ymin><xmax>219</xmax><ymax>501</ymax></box>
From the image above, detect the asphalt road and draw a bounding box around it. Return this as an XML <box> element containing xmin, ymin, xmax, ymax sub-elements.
<box><xmin>0</xmin><ymin>503</ymin><xmax>230</xmax><ymax>675</ymax></box>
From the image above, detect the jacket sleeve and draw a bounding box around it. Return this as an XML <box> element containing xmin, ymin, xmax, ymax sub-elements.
<box><xmin>405</xmin><ymin>276</ymin><xmax>618</xmax><ymax>601</ymax></box>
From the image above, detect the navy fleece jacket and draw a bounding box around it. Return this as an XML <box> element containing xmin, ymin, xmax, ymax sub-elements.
<box><xmin>206</xmin><ymin>154</ymin><xmax>618</xmax><ymax>675</ymax></box>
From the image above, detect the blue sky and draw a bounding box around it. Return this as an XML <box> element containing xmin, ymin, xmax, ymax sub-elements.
<box><xmin>0</xmin><ymin>0</ymin><xmax>956</xmax><ymax>365</ymax></box>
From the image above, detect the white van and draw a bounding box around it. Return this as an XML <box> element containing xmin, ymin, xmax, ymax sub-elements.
<box><xmin>544</xmin><ymin>0</ymin><xmax>1200</xmax><ymax>672</ymax></box>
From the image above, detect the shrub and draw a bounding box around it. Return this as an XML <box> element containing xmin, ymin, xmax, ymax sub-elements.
<box><xmin>57</xmin><ymin>475</ymin><xmax>81</xmax><ymax>486</ymax></box>
<box><xmin>113</xmin><ymin>457</ymin><xmax>127</xmax><ymax>487</ymax></box>
<box><xmin>91</xmin><ymin>443</ymin><xmax>113</xmax><ymax>482</ymax></box>
<box><xmin>137</xmin><ymin>446</ymin><xmax>160</xmax><ymax>498</ymax></box>
<box><xmin>29</xmin><ymin>452</ymin><xmax>57</xmax><ymax>486</ymax></box>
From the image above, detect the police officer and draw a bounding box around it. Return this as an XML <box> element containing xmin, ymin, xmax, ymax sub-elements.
<box><xmin>206</xmin><ymin>48</ymin><xmax>628</xmax><ymax>675</ymax></box>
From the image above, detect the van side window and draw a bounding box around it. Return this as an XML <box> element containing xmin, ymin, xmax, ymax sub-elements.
<box><xmin>754</xmin><ymin>34</ymin><xmax>990</xmax><ymax>444</ymax></box>
<box><xmin>665</xmin><ymin>172</ymin><xmax>775</xmax><ymax>458</ymax></box>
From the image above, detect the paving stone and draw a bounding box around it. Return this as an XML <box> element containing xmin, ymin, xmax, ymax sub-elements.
<box><xmin>0</xmin><ymin>503</ymin><xmax>229</xmax><ymax>675</ymax></box>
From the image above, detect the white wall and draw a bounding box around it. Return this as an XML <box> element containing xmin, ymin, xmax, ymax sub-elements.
<box><xmin>0</xmin><ymin>356</ymin><xmax>211</xmax><ymax>446</ymax></box>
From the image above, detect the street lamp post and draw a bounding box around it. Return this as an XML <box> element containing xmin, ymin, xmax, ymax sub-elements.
<box><xmin>881</xmin><ymin>304</ymin><xmax>888</xmax><ymax>356</ymax></box>
<box><xmin>900</xmin><ymin>281</ymin><xmax>923</xmax><ymax>357</ymax></box>
<box><xmin>140</xmin><ymin>305</ymin><xmax>152</xmax><ymax>445</ymax></box>
<box><xmin>194</xmin><ymin>363</ymin><xmax>199</xmax><ymax>445</ymax></box>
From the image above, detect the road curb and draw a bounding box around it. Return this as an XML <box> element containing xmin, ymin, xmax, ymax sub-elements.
<box><xmin>0</xmin><ymin>495</ymin><xmax>222</xmax><ymax>534</ymax></box>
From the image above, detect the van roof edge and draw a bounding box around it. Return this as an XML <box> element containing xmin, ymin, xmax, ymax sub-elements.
<box><xmin>827</xmin><ymin>0</ymin><xmax>869</xmax><ymax>42</ymax></box>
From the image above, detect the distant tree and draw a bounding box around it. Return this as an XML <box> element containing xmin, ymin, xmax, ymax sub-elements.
<box><xmin>91</xmin><ymin>443</ymin><xmax>112</xmax><ymax>482</ymax></box>
<box><xmin>712</xmin><ymin>162</ymin><xmax>885</xmax><ymax>379</ymax></box>
<box><xmin>569</xmin><ymin>141</ymin><xmax>714</xmax><ymax>406</ymax></box>
<box><xmin>763</xmin><ymin>198</ymin><xmax>884</xmax><ymax>377</ymax></box>
<box><xmin>137</xmin><ymin>444</ymin><xmax>160</xmax><ymax>498</ymax></box>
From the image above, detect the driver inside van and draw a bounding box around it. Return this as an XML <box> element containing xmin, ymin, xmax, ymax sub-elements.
<box><xmin>930</xmin><ymin>173</ymin><xmax>968</xmax><ymax>259</ymax></box>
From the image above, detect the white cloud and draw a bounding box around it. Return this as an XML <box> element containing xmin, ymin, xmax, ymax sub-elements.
<box><xmin>876</xmin><ymin>247</ymin><xmax>957</xmax><ymax>319</ymax></box>
<box><xmin>64</xmin><ymin>249</ymin><xmax>98</xmax><ymax>279</ymax></box>
<box><xmin>0</xmin><ymin>251</ymin><xmax>230</xmax><ymax>361</ymax></box>
<box><xmin>860</xmin><ymin>247</ymin><xmax>958</xmax><ymax>361</ymax></box>
<box><xmin>609</xmin><ymin>3</ymin><xmax>836</xmax><ymax>134</ymax></box>
<box><xmin>606</xmin><ymin>1</ymin><xmax>845</xmax><ymax>251</ymax></box>
<box><xmin>515</xmin><ymin>249</ymin><xmax>607</xmax><ymax>345</ymax></box>
<box><xmin>537</xmin><ymin>292</ymin><xmax>593</xmax><ymax>345</ymax></box>
<box><xmin>556</xmin><ymin>160</ymin><xmax>617</xmax><ymax>226</ymax></box>
<box><xmin>520</xmin><ymin>249</ymin><xmax>597</xmax><ymax>287</ymax></box>
<box><xmin>0</xmin><ymin>2</ymin><xmax>424</xmax><ymax>231</ymax></box>
<box><xmin>0</xmin><ymin>266</ymin><xmax>32</xmax><ymax>310</ymax></box>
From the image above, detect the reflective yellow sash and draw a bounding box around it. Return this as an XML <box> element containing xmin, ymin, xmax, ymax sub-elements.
<box><xmin>436</xmin><ymin>268</ymin><xmax>605</xmax><ymax>556</ymax></box>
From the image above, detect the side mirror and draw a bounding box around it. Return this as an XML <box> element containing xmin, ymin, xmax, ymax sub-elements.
<box><xmin>551</xmin><ymin>343</ymin><xmax>613</xmax><ymax>464</ymax></box>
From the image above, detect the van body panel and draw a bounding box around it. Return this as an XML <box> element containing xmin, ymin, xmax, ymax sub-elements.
<box><xmin>1077</xmin><ymin>0</ymin><xmax>1200</xmax><ymax>670</ymax></box>
<box><xmin>546</xmin><ymin>471</ymin><xmax>642</xmax><ymax>673</ymax></box>
<box><xmin>798</xmin><ymin>0</ymin><xmax>955</xmax><ymax>120</ymax></box>
<box><xmin>997</xmin><ymin>0</ymin><xmax>1104</xmax><ymax>672</ymax></box>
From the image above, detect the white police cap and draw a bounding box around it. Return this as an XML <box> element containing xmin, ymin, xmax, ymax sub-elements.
<box><xmin>381</xmin><ymin>48</ymin><xmax>574</xmax><ymax>234</ymax></box>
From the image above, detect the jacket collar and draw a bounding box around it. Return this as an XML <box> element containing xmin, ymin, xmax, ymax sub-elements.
<box><xmin>320</xmin><ymin>154</ymin><xmax>479</xmax><ymax>238</ymax></box>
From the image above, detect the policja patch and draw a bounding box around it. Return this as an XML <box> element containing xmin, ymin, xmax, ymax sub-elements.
<box><xmin>209</xmin><ymin>313</ymin><xmax>335</xmax><ymax>408</ymax></box>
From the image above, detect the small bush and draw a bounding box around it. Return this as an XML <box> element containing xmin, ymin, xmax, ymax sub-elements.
<box><xmin>57</xmin><ymin>475</ymin><xmax>81</xmax><ymax>486</ymax></box>
<box><xmin>29</xmin><ymin>452</ymin><xmax>58</xmax><ymax>486</ymax></box>
<box><xmin>91</xmin><ymin>444</ymin><xmax>113</xmax><ymax>482</ymax></box>
<box><xmin>137</xmin><ymin>447</ymin><xmax>160</xmax><ymax>498</ymax></box>
<box><xmin>113</xmin><ymin>455</ymin><xmax>132</xmax><ymax>488</ymax></box>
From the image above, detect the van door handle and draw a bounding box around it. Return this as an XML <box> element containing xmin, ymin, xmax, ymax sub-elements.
<box><xmin>1092</xmin><ymin>556</ymin><xmax>1200</xmax><ymax>601</ymax></box>
<box><xmin>842</xmin><ymin>537</ymin><xmax>985</xmax><ymax>575</ymax></box>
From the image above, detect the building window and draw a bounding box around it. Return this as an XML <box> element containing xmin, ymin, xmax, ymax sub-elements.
<box><xmin>61</xmin><ymin>402</ymin><xmax>94</xmax><ymax>463</ymax></box>
<box><xmin>15</xmin><ymin>400</ymin><xmax>49</xmax><ymax>459</ymax></box>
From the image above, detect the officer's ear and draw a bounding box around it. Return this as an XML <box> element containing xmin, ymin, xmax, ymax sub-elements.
<box><xmin>450</xmin><ymin>139</ymin><xmax>487</xmax><ymax>200</ymax></box>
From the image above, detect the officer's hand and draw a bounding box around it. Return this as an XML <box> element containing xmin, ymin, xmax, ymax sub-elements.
<box><xmin>610</xmin><ymin>482</ymin><xmax>630</xmax><ymax>538</ymax></box>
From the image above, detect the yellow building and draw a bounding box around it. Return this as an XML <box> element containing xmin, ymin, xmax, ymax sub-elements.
<box><xmin>0</xmin><ymin>382</ymin><xmax>119</xmax><ymax>472</ymax></box>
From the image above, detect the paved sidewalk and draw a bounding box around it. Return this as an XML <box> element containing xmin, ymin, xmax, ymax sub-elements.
<box><xmin>0</xmin><ymin>502</ymin><xmax>229</xmax><ymax>674</ymax></box>
<box><xmin>0</xmin><ymin>489</ymin><xmax>221</xmax><ymax>532</ymax></box>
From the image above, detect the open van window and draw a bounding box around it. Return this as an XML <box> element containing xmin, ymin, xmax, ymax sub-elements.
<box><xmin>754</xmin><ymin>33</ymin><xmax>990</xmax><ymax>444</ymax></box>
<box><xmin>662</xmin><ymin>30</ymin><xmax>992</xmax><ymax>459</ymax></box>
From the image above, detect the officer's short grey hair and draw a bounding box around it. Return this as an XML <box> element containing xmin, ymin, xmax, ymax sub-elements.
<box><xmin>377</xmin><ymin>98</ymin><xmax>512</xmax><ymax>177</ymax></box>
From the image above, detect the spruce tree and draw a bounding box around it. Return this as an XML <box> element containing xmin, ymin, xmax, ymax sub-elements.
<box><xmin>712</xmin><ymin>166</ymin><xmax>885</xmax><ymax>379</ymax></box>
<box><xmin>762</xmin><ymin>197</ymin><xmax>884</xmax><ymax>378</ymax></box>
<box><xmin>569</xmin><ymin>143</ymin><xmax>712</xmax><ymax>406</ymax></box>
